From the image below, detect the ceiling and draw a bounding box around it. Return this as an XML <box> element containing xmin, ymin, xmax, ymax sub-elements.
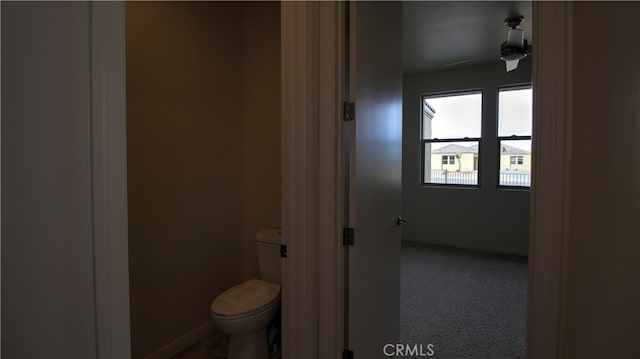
<box><xmin>403</xmin><ymin>1</ymin><xmax>532</xmax><ymax>74</ymax></box>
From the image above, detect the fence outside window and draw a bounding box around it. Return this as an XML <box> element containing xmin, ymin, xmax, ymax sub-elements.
<box><xmin>430</xmin><ymin>169</ymin><xmax>530</xmax><ymax>187</ymax></box>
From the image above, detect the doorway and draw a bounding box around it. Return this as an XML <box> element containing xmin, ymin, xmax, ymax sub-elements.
<box><xmin>399</xmin><ymin>2</ymin><xmax>532</xmax><ymax>357</ymax></box>
<box><xmin>125</xmin><ymin>2</ymin><xmax>282</xmax><ymax>357</ymax></box>
<box><xmin>282</xmin><ymin>1</ymin><xmax>634</xmax><ymax>358</ymax></box>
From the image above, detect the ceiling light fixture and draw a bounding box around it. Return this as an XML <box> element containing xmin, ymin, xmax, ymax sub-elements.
<box><xmin>500</xmin><ymin>16</ymin><xmax>531</xmax><ymax>72</ymax></box>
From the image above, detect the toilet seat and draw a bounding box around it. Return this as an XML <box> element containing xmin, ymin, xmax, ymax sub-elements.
<box><xmin>211</xmin><ymin>279</ymin><xmax>280</xmax><ymax>320</ymax></box>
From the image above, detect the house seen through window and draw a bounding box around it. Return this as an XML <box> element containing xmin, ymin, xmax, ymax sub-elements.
<box><xmin>422</xmin><ymin>92</ymin><xmax>481</xmax><ymax>186</ymax></box>
<box><xmin>498</xmin><ymin>87</ymin><xmax>532</xmax><ymax>187</ymax></box>
<box><xmin>422</xmin><ymin>87</ymin><xmax>532</xmax><ymax>188</ymax></box>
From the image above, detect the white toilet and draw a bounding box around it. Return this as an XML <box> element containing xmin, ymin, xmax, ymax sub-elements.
<box><xmin>210</xmin><ymin>228</ymin><xmax>282</xmax><ymax>359</ymax></box>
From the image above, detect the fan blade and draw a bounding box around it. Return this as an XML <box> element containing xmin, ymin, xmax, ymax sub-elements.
<box><xmin>506</xmin><ymin>29</ymin><xmax>524</xmax><ymax>48</ymax></box>
<box><xmin>505</xmin><ymin>59</ymin><xmax>520</xmax><ymax>72</ymax></box>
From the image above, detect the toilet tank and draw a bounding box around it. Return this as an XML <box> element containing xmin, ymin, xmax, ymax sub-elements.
<box><xmin>256</xmin><ymin>228</ymin><xmax>282</xmax><ymax>285</ymax></box>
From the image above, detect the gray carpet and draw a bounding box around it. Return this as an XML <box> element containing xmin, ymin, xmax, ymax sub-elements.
<box><xmin>401</xmin><ymin>241</ymin><xmax>527</xmax><ymax>359</ymax></box>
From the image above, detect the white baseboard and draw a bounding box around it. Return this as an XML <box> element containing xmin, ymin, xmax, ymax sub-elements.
<box><xmin>145</xmin><ymin>320</ymin><xmax>217</xmax><ymax>359</ymax></box>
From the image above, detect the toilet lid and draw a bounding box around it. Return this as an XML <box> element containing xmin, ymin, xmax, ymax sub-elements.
<box><xmin>211</xmin><ymin>279</ymin><xmax>280</xmax><ymax>317</ymax></box>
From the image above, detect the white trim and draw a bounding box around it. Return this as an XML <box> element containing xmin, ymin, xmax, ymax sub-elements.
<box><xmin>89</xmin><ymin>2</ymin><xmax>132</xmax><ymax>358</ymax></box>
<box><xmin>281</xmin><ymin>2</ymin><xmax>344</xmax><ymax>358</ymax></box>
<box><xmin>281</xmin><ymin>3</ymin><xmax>319</xmax><ymax>357</ymax></box>
<box><xmin>144</xmin><ymin>321</ymin><xmax>217</xmax><ymax>359</ymax></box>
<box><xmin>527</xmin><ymin>2</ymin><xmax>573</xmax><ymax>358</ymax></box>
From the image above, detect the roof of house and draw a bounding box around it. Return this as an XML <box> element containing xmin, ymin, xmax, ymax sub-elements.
<box><xmin>500</xmin><ymin>144</ymin><xmax>530</xmax><ymax>155</ymax></box>
<box><xmin>432</xmin><ymin>143</ymin><xmax>529</xmax><ymax>155</ymax></box>
<box><xmin>432</xmin><ymin>144</ymin><xmax>477</xmax><ymax>154</ymax></box>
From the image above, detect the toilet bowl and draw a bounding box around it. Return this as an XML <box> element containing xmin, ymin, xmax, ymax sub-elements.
<box><xmin>210</xmin><ymin>279</ymin><xmax>280</xmax><ymax>359</ymax></box>
<box><xmin>210</xmin><ymin>229</ymin><xmax>282</xmax><ymax>359</ymax></box>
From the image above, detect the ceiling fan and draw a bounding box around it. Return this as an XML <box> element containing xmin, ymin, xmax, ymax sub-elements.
<box><xmin>442</xmin><ymin>15</ymin><xmax>532</xmax><ymax>72</ymax></box>
<box><xmin>500</xmin><ymin>16</ymin><xmax>531</xmax><ymax>72</ymax></box>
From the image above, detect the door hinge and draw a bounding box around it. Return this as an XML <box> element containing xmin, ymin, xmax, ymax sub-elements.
<box><xmin>343</xmin><ymin>227</ymin><xmax>355</xmax><ymax>246</ymax></box>
<box><xmin>344</xmin><ymin>102</ymin><xmax>355</xmax><ymax>122</ymax></box>
<box><xmin>280</xmin><ymin>244</ymin><xmax>287</xmax><ymax>258</ymax></box>
<box><xmin>343</xmin><ymin>348</ymin><xmax>354</xmax><ymax>359</ymax></box>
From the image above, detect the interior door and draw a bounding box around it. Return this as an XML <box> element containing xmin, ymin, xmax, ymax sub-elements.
<box><xmin>348</xmin><ymin>1</ymin><xmax>403</xmax><ymax>357</ymax></box>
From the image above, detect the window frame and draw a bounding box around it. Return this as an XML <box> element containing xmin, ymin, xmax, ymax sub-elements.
<box><xmin>420</xmin><ymin>90</ymin><xmax>483</xmax><ymax>187</ymax></box>
<box><xmin>442</xmin><ymin>155</ymin><xmax>455</xmax><ymax>165</ymax></box>
<box><xmin>510</xmin><ymin>155</ymin><xmax>524</xmax><ymax>165</ymax></box>
<box><xmin>496</xmin><ymin>84</ymin><xmax>533</xmax><ymax>189</ymax></box>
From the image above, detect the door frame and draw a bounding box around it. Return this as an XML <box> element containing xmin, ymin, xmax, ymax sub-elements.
<box><xmin>527</xmin><ymin>2</ymin><xmax>573</xmax><ymax>357</ymax></box>
<box><xmin>90</xmin><ymin>2</ymin><xmax>132</xmax><ymax>358</ymax></box>
<box><xmin>281</xmin><ymin>1</ymin><xmax>573</xmax><ymax>358</ymax></box>
<box><xmin>280</xmin><ymin>2</ymin><xmax>344</xmax><ymax>358</ymax></box>
<box><xmin>94</xmin><ymin>1</ymin><xmax>572</xmax><ymax>358</ymax></box>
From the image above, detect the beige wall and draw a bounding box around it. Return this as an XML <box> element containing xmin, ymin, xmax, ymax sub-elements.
<box><xmin>431</xmin><ymin>153</ymin><xmax>476</xmax><ymax>172</ymax></box>
<box><xmin>562</xmin><ymin>2</ymin><xmax>640</xmax><ymax>357</ymax></box>
<box><xmin>239</xmin><ymin>2</ymin><xmax>282</xmax><ymax>281</ymax></box>
<box><xmin>499</xmin><ymin>154</ymin><xmax>530</xmax><ymax>171</ymax></box>
<box><xmin>126</xmin><ymin>2</ymin><xmax>280</xmax><ymax>357</ymax></box>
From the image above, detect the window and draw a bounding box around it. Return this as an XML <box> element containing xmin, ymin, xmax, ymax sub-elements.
<box><xmin>510</xmin><ymin>156</ymin><xmax>524</xmax><ymax>165</ymax></box>
<box><xmin>442</xmin><ymin>155</ymin><xmax>455</xmax><ymax>165</ymax></box>
<box><xmin>422</xmin><ymin>92</ymin><xmax>481</xmax><ymax>186</ymax></box>
<box><xmin>498</xmin><ymin>87</ymin><xmax>532</xmax><ymax>187</ymax></box>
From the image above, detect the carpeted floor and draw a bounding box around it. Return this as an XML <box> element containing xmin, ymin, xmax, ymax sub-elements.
<box><xmin>400</xmin><ymin>241</ymin><xmax>528</xmax><ymax>359</ymax></box>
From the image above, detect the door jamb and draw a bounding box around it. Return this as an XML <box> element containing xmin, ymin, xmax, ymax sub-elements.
<box><xmin>90</xmin><ymin>2</ymin><xmax>132</xmax><ymax>358</ymax></box>
<box><xmin>527</xmin><ymin>2</ymin><xmax>573</xmax><ymax>358</ymax></box>
<box><xmin>281</xmin><ymin>2</ymin><xmax>344</xmax><ymax>358</ymax></box>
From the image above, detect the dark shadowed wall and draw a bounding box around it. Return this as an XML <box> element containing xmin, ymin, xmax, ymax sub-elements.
<box><xmin>1</xmin><ymin>3</ymin><xmax>97</xmax><ymax>358</ymax></box>
<box><xmin>562</xmin><ymin>2</ymin><xmax>640</xmax><ymax>357</ymax></box>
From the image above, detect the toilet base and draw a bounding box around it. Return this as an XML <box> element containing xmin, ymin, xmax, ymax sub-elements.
<box><xmin>227</xmin><ymin>329</ymin><xmax>268</xmax><ymax>359</ymax></box>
